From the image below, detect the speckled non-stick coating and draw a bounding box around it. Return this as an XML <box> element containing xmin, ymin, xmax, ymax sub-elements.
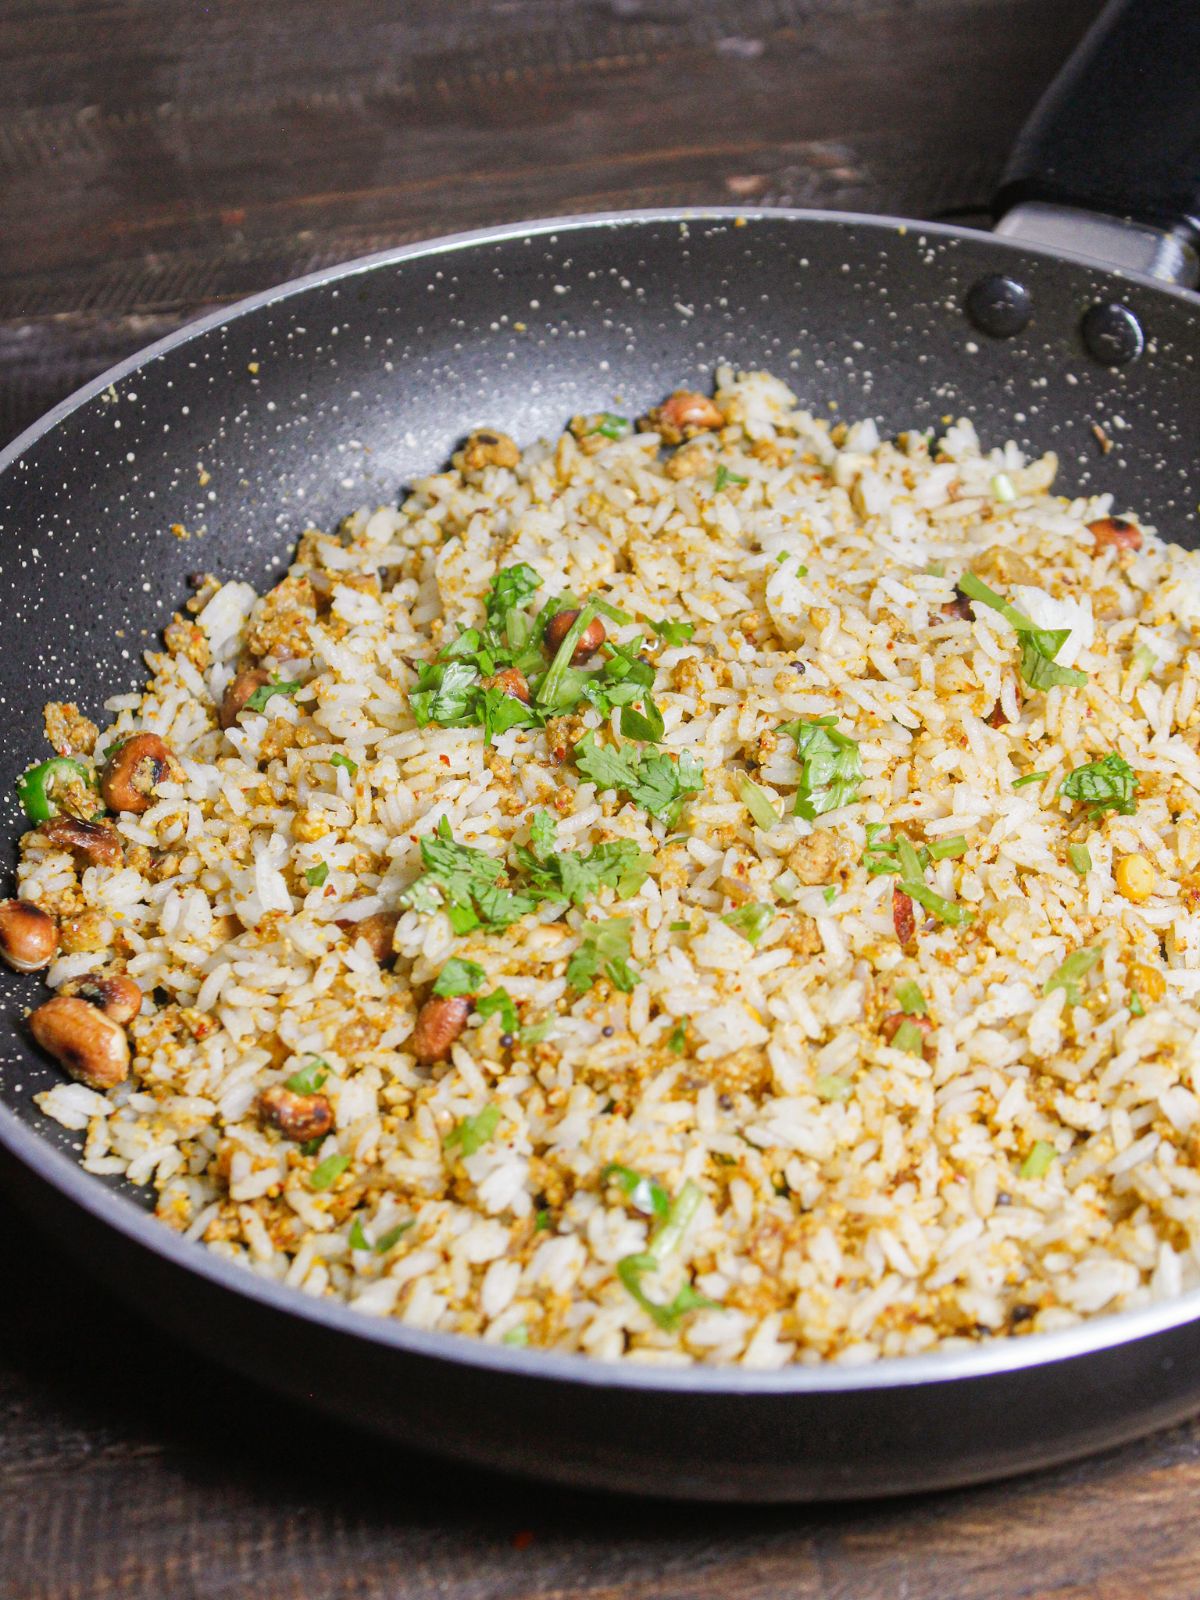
<box><xmin>0</xmin><ymin>211</ymin><xmax>1197</xmax><ymax>1498</ymax></box>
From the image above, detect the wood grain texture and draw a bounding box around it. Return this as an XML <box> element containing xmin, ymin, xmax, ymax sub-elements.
<box><xmin>9</xmin><ymin>2</ymin><xmax>1193</xmax><ymax>1596</ymax></box>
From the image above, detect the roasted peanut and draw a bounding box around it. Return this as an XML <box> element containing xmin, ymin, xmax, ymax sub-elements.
<box><xmin>644</xmin><ymin>390</ymin><xmax>724</xmax><ymax>443</ymax></box>
<box><xmin>0</xmin><ymin>899</ymin><xmax>58</xmax><ymax>972</ymax></box>
<box><xmin>880</xmin><ymin>1011</ymin><xmax>934</xmax><ymax>1057</ymax></box>
<box><xmin>58</xmin><ymin>973</ymin><xmax>142</xmax><ymax>1025</ymax></box>
<box><xmin>337</xmin><ymin>910</ymin><xmax>398</xmax><ymax>964</ymax></box>
<box><xmin>100</xmin><ymin>733</ymin><xmax>173</xmax><ymax>815</ymax></box>
<box><xmin>30</xmin><ymin>995</ymin><xmax>129</xmax><ymax>1089</ymax></box>
<box><xmin>482</xmin><ymin>667</ymin><xmax>531</xmax><ymax>704</ymax></box>
<box><xmin>893</xmin><ymin>887</ymin><xmax>916</xmax><ymax>945</ymax></box>
<box><xmin>411</xmin><ymin>995</ymin><xmax>471</xmax><ymax>1062</ymax></box>
<box><xmin>1088</xmin><ymin>515</ymin><xmax>1142</xmax><ymax>553</ymax></box>
<box><xmin>35</xmin><ymin>816</ymin><xmax>123</xmax><ymax>867</ymax></box>
<box><xmin>458</xmin><ymin>429</ymin><xmax>520</xmax><ymax>472</ymax></box>
<box><xmin>544</xmin><ymin>608</ymin><xmax>606</xmax><ymax>664</ymax></box>
<box><xmin>258</xmin><ymin>1084</ymin><xmax>334</xmax><ymax>1142</ymax></box>
<box><xmin>219</xmin><ymin>666</ymin><xmax>271</xmax><ymax>729</ymax></box>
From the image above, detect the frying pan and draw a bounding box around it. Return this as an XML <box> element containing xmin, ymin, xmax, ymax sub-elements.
<box><xmin>1</xmin><ymin>0</ymin><xmax>1198</xmax><ymax>1503</ymax></box>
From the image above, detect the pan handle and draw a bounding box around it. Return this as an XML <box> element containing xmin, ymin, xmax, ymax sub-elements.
<box><xmin>993</xmin><ymin>0</ymin><xmax>1200</xmax><ymax>287</ymax></box>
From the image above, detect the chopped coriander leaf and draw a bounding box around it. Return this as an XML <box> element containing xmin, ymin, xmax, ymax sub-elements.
<box><xmin>668</xmin><ymin>920</ymin><xmax>691</xmax><ymax>932</ymax></box>
<box><xmin>409</xmin><ymin>659</ymin><xmax>480</xmax><ymax>727</ymax></box>
<box><xmin>401</xmin><ymin>819</ymin><xmax>538</xmax><ymax>932</ymax></box>
<box><xmin>375</xmin><ymin>1219</ymin><xmax>414</xmax><ymax>1253</ymax></box>
<box><xmin>348</xmin><ymin>1216</ymin><xmax>369</xmax><ymax>1251</ymax></box>
<box><xmin>1043</xmin><ymin>946</ymin><xmax>1102</xmax><ymax>1005</ymax></box>
<box><xmin>574</xmin><ymin>734</ymin><xmax>704</xmax><ymax>826</ymax></box>
<box><xmin>619</xmin><ymin>694</ymin><xmax>666</xmax><ymax>743</ymax></box>
<box><xmin>668</xmin><ymin>1017</ymin><xmax>689</xmax><ymax>1053</ymax></box>
<box><xmin>615</xmin><ymin>1180</ymin><xmax>717</xmax><ymax>1331</ymax></box>
<box><xmin>512</xmin><ymin>836</ymin><xmax>652</xmax><ymax>906</ymax></box>
<box><xmin>714</xmin><ymin>464</ymin><xmax>748</xmax><ymax>491</ymax></box>
<box><xmin>502</xmin><ymin>1325</ymin><xmax>529</xmax><ymax>1347</ymax></box>
<box><xmin>444</xmin><ymin>1104</ymin><xmax>502</xmax><ymax>1159</ymax></box>
<box><xmin>567</xmin><ymin>917</ymin><xmax>640</xmax><ymax>993</ymax></box>
<box><xmin>285</xmin><ymin>1057</ymin><xmax>329</xmax><ymax>1094</ymax></box>
<box><xmin>1060</xmin><ymin>753</ymin><xmax>1139</xmax><ymax>818</ymax></box>
<box><xmin>1130</xmin><ymin>990</ymin><xmax>1146</xmax><ymax>1017</ymax></box>
<box><xmin>902</xmin><ymin>881</ymin><xmax>974</xmax><ymax>926</ymax></box>
<box><xmin>244</xmin><ymin>678</ymin><xmax>303</xmax><ymax>714</ymax></box>
<box><xmin>928</xmin><ymin>835</ymin><xmax>968</xmax><ymax>861</ymax></box>
<box><xmin>736</xmin><ymin>773</ymin><xmax>780</xmax><ymax>832</ymax></box>
<box><xmin>652</xmin><ymin>618</ymin><xmax>695</xmax><ymax>647</ymax></box>
<box><xmin>519</xmin><ymin>1018</ymin><xmax>555</xmax><ymax>1045</ymax></box>
<box><xmin>601</xmin><ymin>1162</ymin><xmax>670</xmax><ymax>1220</ymax></box>
<box><xmin>480</xmin><ymin>685</ymin><xmax>539</xmax><ymax>744</ymax></box>
<box><xmin>304</xmin><ymin>862</ymin><xmax>329</xmax><ymax>887</ymax></box>
<box><xmin>1067</xmin><ymin>843</ymin><xmax>1092</xmax><ymax>875</ymax></box>
<box><xmin>485</xmin><ymin>563</ymin><xmax>542</xmax><ymax>621</ymax></box>
<box><xmin>528</xmin><ymin>809</ymin><xmax>557</xmax><ymax>860</ymax></box>
<box><xmin>895</xmin><ymin>979</ymin><xmax>927</xmax><ymax>1015</ymax></box>
<box><xmin>309</xmin><ymin>1152</ymin><xmax>350</xmax><ymax>1191</ymax></box>
<box><xmin>475</xmin><ymin>987</ymin><xmax>519</xmax><ymax>1035</ymax></box>
<box><xmin>330</xmin><ymin>752</ymin><xmax>358</xmax><ymax>777</ymax></box>
<box><xmin>1019</xmin><ymin>633</ymin><xmax>1088</xmax><ymax>691</ymax></box>
<box><xmin>534</xmin><ymin>1209</ymin><xmax>552</xmax><ymax>1231</ymax></box>
<box><xmin>891</xmin><ymin>1018</ymin><xmax>926</xmax><ymax>1055</ymax></box>
<box><xmin>781</xmin><ymin>717</ymin><xmax>864</xmax><ymax>819</ymax></box>
<box><xmin>433</xmin><ymin>957</ymin><xmax>486</xmax><ymax>998</ymax></box>
<box><xmin>536</xmin><ymin>603</ymin><xmax>599</xmax><ymax>709</ymax></box>
<box><xmin>1013</xmin><ymin>771</ymin><xmax>1048</xmax><ymax>789</ymax></box>
<box><xmin>589</xmin><ymin>412</ymin><xmax>630</xmax><ymax>440</ymax></box>
<box><xmin>1020</xmin><ymin>1140</ymin><xmax>1057</xmax><ymax>1180</ymax></box>
<box><xmin>722</xmin><ymin>902</ymin><xmax>775</xmax><ymax>945</ymax></box>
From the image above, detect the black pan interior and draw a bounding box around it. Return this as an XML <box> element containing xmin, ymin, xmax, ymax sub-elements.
<box><xmin>1</xmin><ymin>209</ymin><xmax>1197</xmax><ymax>1189</ymax></box>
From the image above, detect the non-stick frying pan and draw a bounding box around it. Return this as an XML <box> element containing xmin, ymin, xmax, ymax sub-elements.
<box><xmin>1</xmin><ymin>0</ymin><xmax>1198</xmax><ymax>1502</ymax></box>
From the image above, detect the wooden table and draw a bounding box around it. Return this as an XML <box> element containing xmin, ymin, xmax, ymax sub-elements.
<box><xmin>5</xmin><ymin>2</ymin><xmax>1198</xmax><ymax>1595</ymax></box>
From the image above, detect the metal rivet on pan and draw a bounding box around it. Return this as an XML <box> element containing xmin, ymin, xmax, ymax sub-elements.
<box><xmin>1080</xmin><ymin>301</ymin><xmax>1144</xmax><ymax>366</ymax></box>
<box><xmin>964</xmin><ymin>274</ymin><xmax>1032</xmax><ymax>338</ymax></box>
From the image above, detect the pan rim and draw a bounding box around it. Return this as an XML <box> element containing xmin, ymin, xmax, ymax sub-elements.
<box><xmin>2</xmin><ymin>203</ymin><xmax>1199</xmax><ymax>1398</ymax></box>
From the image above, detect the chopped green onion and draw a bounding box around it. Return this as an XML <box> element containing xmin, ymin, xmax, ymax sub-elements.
<box><xmin>502</xmin><ymin>1325</ymin><xmax>529</xmax><ymax>1347</ymax></box>
<box><xmin>432</xmin><ymin>957</ymin><xmax>486</xmax><ymax>997</ymax></box>
<box><xmin>957</xmin><ymin>573</ymin><xmax>1087</xmax><ymax>693</ymax></box>
<box><xmin>815</xmin><ymin>1074</ymin><xmax>850</xmax><ymax>1101</ymax></box>
<box><xmin>896</xmin><ymin>837</ymin><xmax>924</xmax><ymax>882</ymax></box>
<box><xmin>901</xmin><ymin>881</ymin><xmax>974</xmax><ymax>926</ymax></box>
<box><xmin>1067</xmin><ymin>843</ymin><xmax>1092</xmax><ymax>875</ymax></box>
<box><xmin>1013</xmin><ymin>772</ymin><xmax>1048</xmax><ymax>789</ymax></box>
<box><xmin>536</xmin><ymin>603</ymin><xmax>599</xmax><ymax>708</ymax></box>
<box><xmin>822</xmin><ymin>886</ymin><xmax>837</xmax><ymax>904</ymax></box>
<box><xmin>991</xmin><ymin>472</ymin><xmax>1017</xmax><ymax>502</ymax></box>
<box><xmin>330</xmin><ymin>752</ymin><xmax>358</xmax><ymax>777</ymax></box>
<box><xmin>721</xmin><ymin>903</ymin><xmax>776</xmax><ymax>945</ymax></box>
<box><xmin>348</xmin><ymin>1216</ymin><xmax>370</xmax><ymax>1251</ymax></box>
<box><xmin>668</xmin><ymin>920</ymin><xmax>691</xmax><ymax>932</ymax></box>
<box><xmin>928</xmin><ymin>835</ymin><xmax>968</xmax><ymax>861</ymax></box>
<box><xmin>285</xmin><ymin>1057</ymin><xmax>329</xmax><ymax>1094</ymax></box>
<box><xmin>534</xmin><ymin>1208</ymin><xmax>552</xmax><ymax>1231</ymax></box>
<box><xmin>1129</xmin><ymin>990</ymin><xmax>1146</xmax><ymax>1017</ymax></box>
<box><xmin>601</xmin><ymin>1163</ymin><xmax>670</xmax><ymax>1221</ymax></box>
<box><xmin>895</xmin><ymin>980</ymin><xmax>927</xmax><ymax>1015</ymax></box>
<box><xmin>309</xmin><ymin>1152</ymin><xmax>350</xmax><ymax>1191</ymax></box>
<box><xmin>244</xmin><ymin>678</ymin><xmax>303</xmax><ymax>713</ymax></box>
<box><xmin>298</xmin><ymin>1136</ymin><xmax>324</xmax><ymax>1156</ymax></box>
<box><xmin>1132</xmin><ymin>643</ymin><xmax>1158</xmax><ymax>681</ymax></box>
<box><xmin>890</xmin><ymin>1018</ymin><xmax>926</xmax><ymax>1055</ymax></box>
<box><xmin>1043</xmin><ymin>946</ymin><xmax>1102</xmax><ymax>1005</ymax></box>
<box><xmin>714</xmin><ymin>464</ymin><xmax>748</xmax><ymax>492</ymax></box>
<box><xmin>304</xmin><ymin>861</ymin><xmax>329</xmax><ymax>887</ymax></box>
<box><xmin>520</xmin><ymin>1019</ymin><xmax>555</xmax><ymax>1045</ymax></box>
<box><xmin>16</xmin><ymin>757</ymin><xmax>95</xmax><ymax>822</ymax></box>
<box><xmin>773</xmin><ymin>869</ymin><xmax>799</xmax><ymax>902</ymax></box>
<box><xmin>668</xmin><ymin>1016</ymin><xmax>689</xmax><ymax>1054</ymax></box>
<box><xmin>375</xmin><ymin>1219</ymin><xmax>414</xmax><ymax>1254</ymax></box>
<box><xmin>1020</xmin><ymin>1140</ymin><xmax>1057</xmax><ymax>1180</ymax></box>
<box><xmin>736</xmin><ymin>773</ymin><xmax>780</xmax><ymax>832</ymax></box>
<box><xmin>590</xmin><ymin>412</ymin><xmax>629</xmax><ymax>440</ymax></box>
<box><xmin>615</xmin><ymin>1180</ymin><xmax>716</xmax><ymax>1331</ymax></box>
<box><xmin>592</xmin><ymin>597</ymin><xmax>632</xmax><ymax>624</ymax></box>
<box><xmin>444</xmin><ymin>1104</ymin><xmax>501</xmax><ymax>1158</ymax></box>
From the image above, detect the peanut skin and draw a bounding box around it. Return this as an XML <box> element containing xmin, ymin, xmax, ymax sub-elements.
<box><xmin>30</xmin><ymin>996</ymin><xmax>130</xmax><ymax>1089</ymax></box>
<box><xmin>0</xmin><ymin>899</ymin><xmax>58</xmax><ymax>973</ymax></box>
<box><xmin>259</xmin><ymin>1084</ymin><xmax>334</xmax><ymax>1142</ymax></box>
<box><xmin>411</xmin><ymin>996</ymin><xmax>471</xmax><ymax>1063</ymax></box>
<box><xmin>544</xmin><ymin>609</ymin><xmax>606</xmax><ymax>664</ymax></box>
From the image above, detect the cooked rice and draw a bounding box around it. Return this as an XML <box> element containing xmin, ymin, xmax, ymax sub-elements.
<box><xmin>19</xmin><ymin>364</ymin><xmax>1200</xmax><ymax>1368</ymax></box>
